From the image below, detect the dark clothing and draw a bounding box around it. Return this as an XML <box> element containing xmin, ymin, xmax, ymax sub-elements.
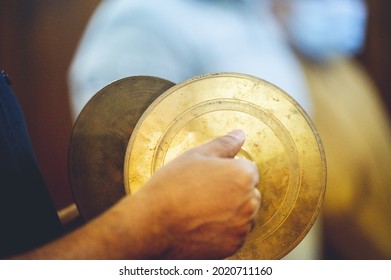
<box><xmin>0</xmin><ymin>71</ymin><xmax>63</xmax><ymax>258</ymax></box>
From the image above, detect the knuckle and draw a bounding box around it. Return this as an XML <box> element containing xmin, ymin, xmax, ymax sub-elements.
<box><xmin>232</xmin><ymin>160</ymin><xmax>259</xmax><ymax>189</ymax></box>
<box><xmin>239</xmin><ymin>197</ymin><xmax>260</xmax><ymax>218</ymax></box>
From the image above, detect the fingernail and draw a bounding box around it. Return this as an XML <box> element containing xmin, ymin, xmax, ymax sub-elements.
<box><xmin>228</xmin><ymin>129</ymin><xmax>245</xmax><ymax>142</ymax></box>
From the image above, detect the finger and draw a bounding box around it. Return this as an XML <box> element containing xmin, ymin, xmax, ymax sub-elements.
<box><xmin>250</xmin><ymin>188</ymin><xmax>261</xmax><ymax>232</ymax></box>
<box><xmin>248</xmin><ymin>189</ymin><xmax>262</xmax><ymax>220</ymax></box>
<box><xmin>247</xmin><ymin>190</ymin><xmax>261</xmax><ymax>233</ymax></box>
<box><xmin>232</xmin><ymin>158</ymin><xmax>260</xmax><ymax>189</ymax></box>
<box><xmin>236</xmin><ymin>188</ymin><xmax>262</xmax><ymax>222</ymax></box>
<box><xmin>254</xmin><ymin>188</ymin><xmax>262</xmax><ymax>209</ymax></box>
<box><xmin>195</xmin><ymin>129</ymin><xmax>246</xmax><ymax>158</ymax></box>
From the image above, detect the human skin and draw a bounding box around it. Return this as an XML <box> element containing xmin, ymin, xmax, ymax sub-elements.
<box><xmin>12</xmin><ymin>129</ymin><xmax>261</xmax><ymax>260</ymax></box>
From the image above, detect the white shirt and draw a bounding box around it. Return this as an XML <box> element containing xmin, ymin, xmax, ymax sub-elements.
<box><xmin>68</xmin><ymin>0</ymin><xmax>311</xmax><ymax>118</ymax></box>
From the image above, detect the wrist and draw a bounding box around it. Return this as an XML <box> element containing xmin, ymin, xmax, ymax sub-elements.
<box><xmin>108</xmin><ymin>193</ymin><xmax>171</xmax><ymax>259</ymax></box>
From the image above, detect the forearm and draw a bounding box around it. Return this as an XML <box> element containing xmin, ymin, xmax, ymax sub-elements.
<box><xmin>11</xmin><ymin>195</ymin><xmax>169</xmax><ymax>260</ymax></box>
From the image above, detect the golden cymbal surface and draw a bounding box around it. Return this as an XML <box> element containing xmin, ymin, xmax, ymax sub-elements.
<box><xmin>124</xmin><ymin>73</ymin><xmax>326</xmax><ymax>259</ymax></box>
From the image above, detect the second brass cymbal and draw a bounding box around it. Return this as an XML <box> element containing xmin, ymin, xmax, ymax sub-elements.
<box><xmin>68</xmin><ymin>76</ymin><xmax>175</xmax><ymax>220</ymax></box>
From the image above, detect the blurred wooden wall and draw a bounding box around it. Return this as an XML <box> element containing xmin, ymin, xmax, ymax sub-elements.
<box><xmin>0</xmin><ymin>0</ymin><xmax>100</xmax><ymax>210</ymax></box>
<box><xmin>0</xmin><ymin>0</ymin><xmax>390</xmax><ymax>212</ymax></box>
<box><xmin>360</xmin><ymin>0</ymin><xmax>391</xmax><ymax>120</ymax></box>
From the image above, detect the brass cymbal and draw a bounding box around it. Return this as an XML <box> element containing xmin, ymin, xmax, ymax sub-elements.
<box><xmin>68</xmin><ymin>76</ymin><xmax>175</xmax><ymax>220</ymax></box>
<box><xmin>124</xmin><ymin>73</ymin><xmax>327</xmax><ymax>260</ymax></box>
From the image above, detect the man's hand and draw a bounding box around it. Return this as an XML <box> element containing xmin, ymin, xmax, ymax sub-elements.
<box><xmin>135</xmin><ymin>129</ymin><xmax>261</xmax><ymax>259</ymax></box>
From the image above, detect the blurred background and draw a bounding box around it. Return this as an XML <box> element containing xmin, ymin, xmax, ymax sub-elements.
<box><xmin>1</xmin><ymin>0</ymin><xmax>390</xmax><ymax>259</ymax></box>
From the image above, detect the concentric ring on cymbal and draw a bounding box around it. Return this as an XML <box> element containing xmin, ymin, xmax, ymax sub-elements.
<box><xmin>68</xmin><ymin>76</ymin><xmax>175</xmax><ymax>220</ymax></box>
<box><xmin>124</xmin><ymin>72</ymin><xmax>327</xmax><ymax>260</ymax></box>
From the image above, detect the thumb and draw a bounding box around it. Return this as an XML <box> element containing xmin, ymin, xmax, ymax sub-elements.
<box><xmin>195</xmin><ymin>129</ymin><xmax>246</xmax><ymax>158</ymax></box>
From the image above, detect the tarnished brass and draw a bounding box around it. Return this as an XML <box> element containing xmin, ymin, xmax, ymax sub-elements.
<box><xmin>68</xmin><ymin>76</ymin><xmax>175</xmax><ymax>220</ymax></box>
<box><xmin>124</xmin><ymin>73</ymin><xmax>327</xmax><ymax>259</ymax></box>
